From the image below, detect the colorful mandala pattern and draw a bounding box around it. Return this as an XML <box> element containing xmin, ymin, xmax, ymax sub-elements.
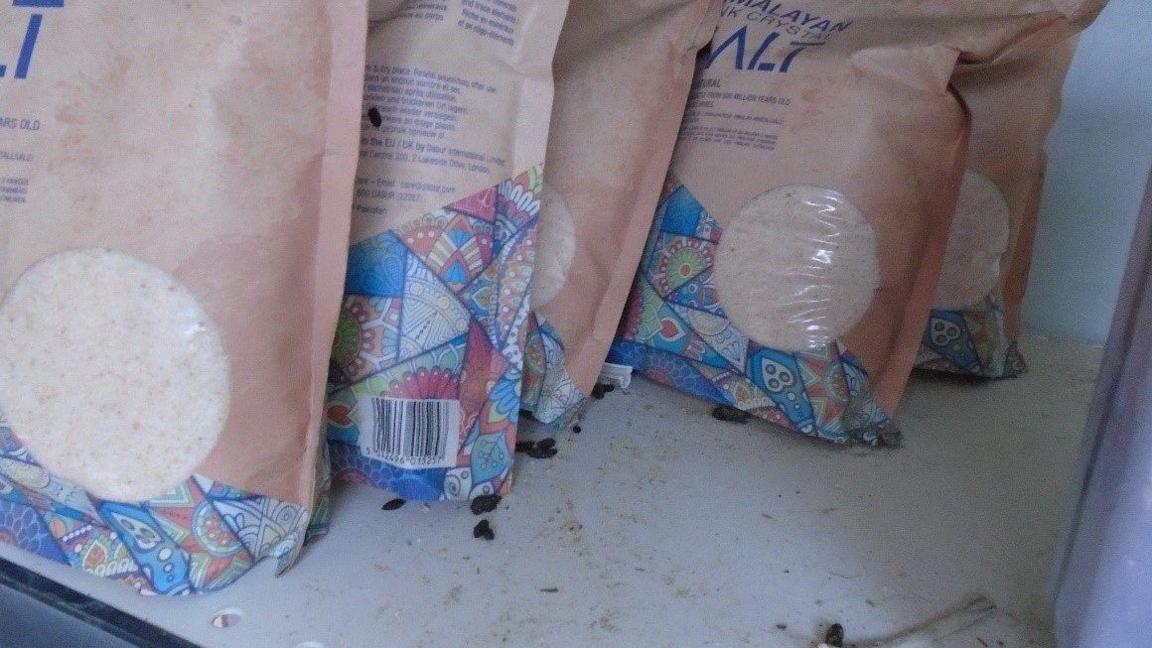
<box><xmin>305</xmin><ymin>435</ymin><xmax>333</xmax><ymax>544</ymax></box>
<box><xmin>521</xmin><ymin>314</ymin><xmax>586</xmax><ymax>424</ymax></box>
<box><xmin>328</xmin><ymin>168</ymin><xmax>543</xmax><ymax>500</ymax></box>
<box><xmin>609</xmin><ymin>178</ymin><xmax>892</xmax><ymax>444</ymax></box>
<box><xmin>916</xmin><ymin>296</ymin><xmax>1027</xmax><ymax>378</ymax></box>
<box><xmin>0</xmin><ymin>425</ymin><xmax>309</xmax><ymax>595</ymax></box>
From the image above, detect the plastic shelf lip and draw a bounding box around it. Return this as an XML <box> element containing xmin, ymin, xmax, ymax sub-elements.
<box><xmin>0</xmin><ymin>556</ymin><xmax>196</xmax><ymax>648</ymax></box>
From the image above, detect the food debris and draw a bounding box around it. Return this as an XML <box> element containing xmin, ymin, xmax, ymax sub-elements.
<box><xmin>711</xmin><ymin>405</ymin><xmax>751</xmax><ymax>423</ymax></box>
<box><xmin>878</xmin><ymin>429</ymin><xmax>903</xmax><ymax>447</ymax></box>
<box><xmin>381</xmin><ymin>498</ymin><xmax>406</xmax><ymax>511</ymax></box>
<box><xmin>824</xmin><ymin>623</ymin><xmax>845</xmax><ymax>647</ymax></box>
<box><xmin>516</xmin><ymin>438</ymin><xmax>558</xmax><ymax>458</ymax></box>
<box><xmin>470</xmin><ymin>494</ymin><xmax>501</xmax><ymax>515</ymax></box>
<box><xmin>590</xmin><ymin>383</ymin><xmax>614</xmax><ymax>399</ymax></box>
<box><xmin>865</xmin><ymin>596</ymin><xmax>995</xmax><ymax>647</ymax></box>
<box><xmin>472</xmin><ymin>519</ymin><xmax>495</xmax><ymax>541</ymax></box>
<box><xmin>526</xmin><ymin>446</ymin><xmax>558</xmax><ymax>459</ymax></box>
<box><xmin>522</xmin><ymin>439</ymin><xmax>559</xmax><ymax>459</ymax></box>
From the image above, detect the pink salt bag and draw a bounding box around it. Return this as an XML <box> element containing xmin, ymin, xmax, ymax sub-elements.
<box><xmin>611</xmin><ymin>0</ymin><xmax>1104</xmax><ymax>444</ymax></box>
<box><xmin>521</xmin><ymin>0</ymin><xmax>724</xmax><ymax>424</ymax></box>
<box><xmin>918</xmin><ymin>39</ymin><xmax>1085</xmax><ymax>377</ymax></box>
<box><xmin>326</xmin><ymin>0</ymin><xmax>569</xmax><ymax>500</ymax></box>
<box><xmin>0</xmin><ymin>1</ymin><xmax>366</xmax><ymax>594</ymax></box>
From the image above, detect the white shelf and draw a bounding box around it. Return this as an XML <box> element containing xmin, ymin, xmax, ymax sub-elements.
<box><xmin>0</xmin><ymin>334</ymin><xmax>1102</xmax><ymax>648</ymax></box>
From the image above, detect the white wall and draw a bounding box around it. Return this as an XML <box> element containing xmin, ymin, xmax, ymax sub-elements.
<box><xmin>1022</xmin><ymin>0</ymin><xmax>1152</xmax><ymax>343</ymax></box>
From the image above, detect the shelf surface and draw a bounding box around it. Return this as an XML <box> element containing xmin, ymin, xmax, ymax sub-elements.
<box><xmin>0</xmin><ymin>334</ymin><xmax>1102</xmax><ymax>647</ymax></box>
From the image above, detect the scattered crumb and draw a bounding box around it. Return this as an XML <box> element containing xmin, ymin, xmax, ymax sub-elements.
<box><xmin>591</xmin><ymin>383</ymin><xmax>614</xmax><ymax>399</ymax></box>
<box><xmin>470</xmin><ymin>494</ymin><xmax>501</xmax><ymax>515</ymax></box>
<box><xmin>711</xmin><ymin>405</ymin><xmax>751</xmax><ymax>423</ymax></box>
<box><xmin>444</xmin><ymin>585</ymin><xmax>462</xmax><ymax>606</ymax></box>
<box><xmin>592</xmin><ymin>610</ymin><xmax>619</xmax><ymax>632</ymax></box>
<box><xmin>519</xmin><ymin>438</ymin><xmax>559</xmax><ymax>459</ymax></box>
<box><xmin>473</xmin><ymin>519</ymin><xmax>495</xmax><ymax>541</ymax></box>
<box><xmin>824</xmin><ymin>623</ymin><xmax>844</xmax><ymax>647</ymax></box>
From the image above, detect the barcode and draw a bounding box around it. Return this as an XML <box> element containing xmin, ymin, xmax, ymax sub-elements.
<box><xmin>357</xmin><ymin>397</ymin><xmax>461</xmax><ymax>470</ymax></box>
